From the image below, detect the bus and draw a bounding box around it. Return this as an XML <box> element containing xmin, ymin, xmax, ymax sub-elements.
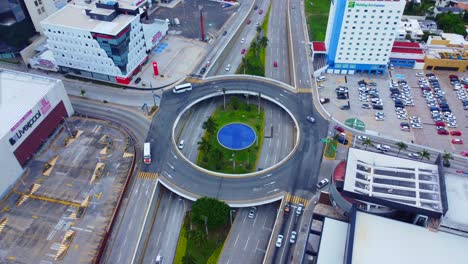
<box><xmin>173</xmin><ymin>83</ymin><xmax>192</xmax><ymax>93</ymax></box>
<box><xmin>144</xmin><ymin>142</ymin><xmax>151</xmax><ymax>164</ymax></box>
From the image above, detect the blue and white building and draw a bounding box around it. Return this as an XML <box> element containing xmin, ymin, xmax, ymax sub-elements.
<box><xmin>325</xmin><ymin>0</ymin><xmax>406</xmax><ymax>75</ymax></box>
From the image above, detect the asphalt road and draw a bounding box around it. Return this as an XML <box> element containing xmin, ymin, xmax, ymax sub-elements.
<box><xmin>147</xmin><ymin>79</ymin><xmax>328</xmax><ymax>203</ymax></box>
<box><xmin>290</xmin><ymin>0</ymin><xmax>312</xmax><ymax>89</ymax></box>
<box><xmin>213</xmin><ymin>0</ymin><xmax>271</xmax><ymax>75</ymax></box>
<box><xmin>218</xmin><ymin>203</ymin><xmax>278</xmax><ymax>263</ymax></box>
<box><xmin>273</xmin><ymin>204</ymin><xmax>302</xmax><ymax>264</ymax></box>
<box><xmin>265</xmin><ymin>0</ymin><xmax>290</xmax><ymax>84</ymax></box>
<box><xmin>141</xmin><ymin>188</ymin><xmax>187</xmax><ymax>264</ymax></box>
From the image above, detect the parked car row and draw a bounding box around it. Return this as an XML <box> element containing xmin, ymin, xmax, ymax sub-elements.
<box><xmin>359</xmin><ymin>80</ymin><xmax>383</xmax><ymax>110</ymax></box>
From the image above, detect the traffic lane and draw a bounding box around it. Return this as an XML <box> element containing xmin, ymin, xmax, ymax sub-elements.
<box><xmin>106</xmin><ymin>180</ymin><xmax>157</xmax><ymax>264</ymax></box>
<box><xmin>219</xmin><ymin>203</ymin><xmax>278</xmax><ymax>263</ymax></box>
<box><xmin>216</xmin><ymin>0</ymin><xmax>270</xmax><ymax>75</ymax></box>
<box><xmin>141</xmin><ymin>190</ymin><xmax>187</xmax><ymax>264</ymax></box>
<box><xmin>266</xmin><ymin>0</ymin><xmax>290</xmax><ymax>84</ymax></box>
<box><xmin>290</xmin><ymin>0</ymin><xmax>311</xmax><ymax>88</ymax></box>
<box><xmin>273</xmin><ymin>205</ymin><xmax>298</xmax><ymax>264</ymax></box>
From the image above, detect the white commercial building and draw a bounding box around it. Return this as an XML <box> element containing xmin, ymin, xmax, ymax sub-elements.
<box><xmin>41</xmin><ymin>1</ymin><xmax>168</xmax><ymax>84</ymax></box>
<box><xmin>0</xmin><ymin>69</ymin><xmax>73</xmax><ymax>197</ymax></box>
<box><xmin>325</xmin><ymin>0</ymin><xmax>406</xmax><ymax>75</ymax></box>
<box><xmin>396</xmin><ymin>18</ymin><xmax>424</xmax><ymax>41</ymax></box>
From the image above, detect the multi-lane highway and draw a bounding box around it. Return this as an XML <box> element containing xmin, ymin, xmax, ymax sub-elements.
<box><xmin>212</xmin><ymin>0</ymin><xmax>271</xmax><ymax>76</ymax></box>
<box><xmin>290</xmin><ymin>0</ymin><xmax>313</xmax><ymax>89</ymax></box>
<box><xmin>265</xmin><ymin>0</ymin><xmax>290</xmax><ymax>84</ymax></box>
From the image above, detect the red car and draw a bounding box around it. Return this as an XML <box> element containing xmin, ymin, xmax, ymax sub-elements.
<box><xmin>247</xmin><ymin>19</ymin><xmax>251</xmax><ymax>25</ymax></box>
<box><xmin>435</xmin><ymin>121</ymin><xmax>445</xmax><ymax>127</ymax></box>
<box><xmin>273</xmin><ymin>61</ymin><xmax>278</xmax><ymax>67</ymax></box>
<box><xmin>259</xmin><ymin>9</ymin><xmax>263</xmax><ymax>14</ymax></box>
<box><xmin>452</xmin><ymin>139</ymin><xmax>464</xmax><ymax>144</ymax></box>
<box><xmin>241</xmin><ymin>48</ymin><xmax>246</xmax><ymax>55</ymax></box>
<box><xmin>451</xmin><ymin>130</ymin><xmax>462</xmax><ymax>136</ymax></box>
<box><xmin>460</xmin><ymin>151</ymin><xmax>468</xmax><ymax>157</ymax></box>
<box><xmin>449</xmin><ymin>75</ymin><xmax>458</xmax><ymax>79</ymax></box>
<box><xmin>437</xmin><ymin>129</ymin><xmax>449</xmax><ymax>135</ymax></box>
<box><xmin>334</xmin><ymin>125</ymin><xmax>345</xmax><ymax>133</ymax></box>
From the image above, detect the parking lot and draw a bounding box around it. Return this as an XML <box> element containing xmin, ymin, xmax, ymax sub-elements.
<box><xmin>318</xmin><ymin>69</ymin><xmax>468</xmax><ymax>154</ymax></box>
<box><xmin>0</xmin><ymin>117</ymin><xmax>134</xmax><ymax>263</ymax></box>
<box><xmin>150</xmin><ymin>0</ymin><xmax>239</xmax><ymax>40</ymax></box>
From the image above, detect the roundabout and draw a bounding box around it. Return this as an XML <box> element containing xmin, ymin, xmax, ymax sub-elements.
<box><xmin>145</xmin><ymin>77</ymin><xmax>328</xmax><ymax>205</ymax></box>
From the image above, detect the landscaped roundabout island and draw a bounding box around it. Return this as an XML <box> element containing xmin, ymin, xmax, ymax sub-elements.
<box><xmin>174</xmin><ymin>92</ymin><xmax>299</xmax><ymax>176</ymax></box>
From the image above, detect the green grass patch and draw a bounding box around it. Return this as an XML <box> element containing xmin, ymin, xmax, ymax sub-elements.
<box><xmin>197</xmin><ymin>97</ymin><xmax>264</xmax><ymax>174</ymax></box>
<box><xmin>304</xmin><ymin>0</ymin><xmax>331</xmax><ymax>41</ymax></box>
<box><xmin>178</xmin><ymin>214</ymin><xmax>229</xmax><ymax>264</ymax></box>
<box><xmin>324</xmin><ymin>139</ymin><xmax>338</xmax><ymax>159</ymax></box>
<box><xmin>174</xmin><ymin>225</ymin><xmax>188</xmax><ymax>264</ymax></box>
<box><xmin>206</xmin><ymin>242</ymin><xmax>224</xmax><ymax>264</ymax></box>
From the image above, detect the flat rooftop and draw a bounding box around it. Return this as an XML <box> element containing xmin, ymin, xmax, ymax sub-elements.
<box><xmin>316</xmin><ymin>218</ymin><xmax>348</xmax><ymax>264</ymax></box>
<box><xmin>344</xmin><ymin>148</ymin><xmax>442</xmax><ymax>213</ymax></box>
<box><xmin>41</xmin><ymin>4</ymin><xmax>137</xmax><ymax>36</ymax></box>
<box><xmin>0</xmin><ymin>69</ymin><xmax>61</xmax><ymax>139</ymax></box>
<box><xmin>440</xmin><ymin>172</ymin><xmax>468</xmax><ymax>234</ymax></box>
<box><xmin>351</xmin><ymin>211</ymin><xmax>468</xmax><ymax>264</ymax></box>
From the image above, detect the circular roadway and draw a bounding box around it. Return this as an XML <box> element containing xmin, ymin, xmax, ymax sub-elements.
<box><xmin>144</xmin><ymin>78</ymin><xmax>328</xmax><ymax>204</ymax></box>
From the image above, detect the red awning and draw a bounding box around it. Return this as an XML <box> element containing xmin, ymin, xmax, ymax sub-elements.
<box><xmin>312</xmin><ymin>42</ymin><xmax>326</xmax><ymax>52</ymax></box>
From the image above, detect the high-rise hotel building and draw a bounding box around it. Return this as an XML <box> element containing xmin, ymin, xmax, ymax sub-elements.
<box><xmin>325</xmin><ymin>0</ymin><xmax>406</xmax><ymax>75</ymax></box>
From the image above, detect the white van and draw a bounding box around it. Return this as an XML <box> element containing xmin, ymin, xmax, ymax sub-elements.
<box><xmin>143</xmin><ymin>142</ymin><xmax>151</xmax><ymax>164</ymax></box>
<box><xmin>316</xmin><ymin>76</ymin><xmax>326</xmax><ymax>82</ymax></box>
<box><xmin>173</xmin><ymin>83</ymin><xmax>192</xmax><ymax>93</ymax></box>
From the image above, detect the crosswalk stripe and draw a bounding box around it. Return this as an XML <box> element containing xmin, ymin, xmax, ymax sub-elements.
<box><xmin>137</xmin><ymin>171</ymin><xmax>158</xmax><ymax>180</ymax></box>
<box><xmin>297</xmin><ymin>88</ymin><xmax>312</xmax><ymax>93</ymax></box>
<box><xmin>285</xmin><ymin>193</ymin><xmax>309</xmax><ymax>206</ymax></box>
<box><xmin>123</xmin><ymin>152</ymin><xmax>134</xmax><ymax>158</ymax></box>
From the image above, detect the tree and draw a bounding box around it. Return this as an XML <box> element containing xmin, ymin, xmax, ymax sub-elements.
<box><xmin>257</xmin><ymin>92</ymin><xmax>261</xmax><ymax>114</ymax></box>
<box><xmin>191</xmin><ymin>197</ymin><xmax>230</xmax><ymax>230</ymax></box>
<box><xmin>182</xmin><ymin>253</ymin><xmax>196</xmax><ymax>264</ymax></box>
<box><xmin>418</xmin><ymin>149</ymin><xmax>431</xmax><ymax>161</ymax></box>
<box><xmin>362</xmin><ymin>138</ymin><xmax>373</xmax><ymax>150</ymax></box>
<box><xmin>80</xmin><ymin>89</ymin><xmax>86</xmax><ymax>97</ymax></box>
<box><xmin>395</xmin><ymin>142</ymin><xmax>408</xmax><ymax>156</ymax></box>
<box><xmin>202</xmin><ymin>117</ymin><xmax>217</xmax><ymax>135</ymax></box>
<box><xmin>436</xmin><ymin>12</ymin><xmax>466</xmax><ymax>36</ymax></box>
<box><xmin>258</xmin><ymin>36</ymin><xmax>269</xmax><ymax>49</ymax></box>
<box><xmin>241</xmin><ymin>57</ymin><xmax>247</xmax><ymax>74</ymax></box>
<box><xmin>442</xmin><ymin>151</ymin><xmax>453</xmax><ymax>167</ymax></box>
<box><xmin>230</xmin><ymin>96</ymin><xmax>240</xmax><ymax>110</ymax></box>
<box><xmin>252</xmin><ymin>41</ymin><xmax>259</xmax><ymax>56</ymax></box>
<box><xmin>197</xmin><ymin>137</ymin><xmax>210</xmax><ymax>153</ymax></box>
<box><xmin>256</xmin><ymin>25</ymin><xmax>262</xmax><ymax>34</ymax></box>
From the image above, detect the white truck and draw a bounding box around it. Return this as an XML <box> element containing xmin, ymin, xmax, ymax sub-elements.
<box><xmin>174</xmin><ymin>18</ymin><xmax>180</xmax><ymax>26</ymax></box>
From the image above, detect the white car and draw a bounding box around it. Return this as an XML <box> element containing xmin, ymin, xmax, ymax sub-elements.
<box><xmin>240</xmin><ymin>38</ymin><xmax>245</xmax><ymax>44</ymax></box>
<box><xmin>408</xmin><ymin>152</ymin><xmax>421</xmax><ymax>159</ymax></box>
<box><xmin>276</xmin><ymin>235</ymin><xmax>284</xmax><ymax>247</ymax></box>
<box><xmin>375</xmin><ymin>116</ymin><xmax>385</xmax><ymax>121</ymax></box>
<box><xmin>290</xmin><ymin>231</ymin><xmax>297</xmax><ymax>244</ymax></box>
<box><xmin>415</xmin><ymin>72</ymin><xmax>424</xmax><ymax>77</ymax></box>
<box><xmin>357</xmin><ymin>135</ymin><xmax>369</xmax><ymax>141</ymax></box>
<box><xmin>296</xmin><ymin>203</ymin><xmax>303</xmax><ymax>215</ymax></box>
<box><xmin>225</xmin><ymin>64</ymin><xmax>231</xmax><ymax>71</ymax></box>
<box><xmin>376</xmin><ymin>144</ymin><xmax>390</xmax><ymax>152</ymax></box>
<box><xmin>178</xmin><ymin>140</ymin><xmax>185</xmax><ymax>149</ymax></box>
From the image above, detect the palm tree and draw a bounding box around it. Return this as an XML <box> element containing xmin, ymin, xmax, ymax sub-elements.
<box><xmin>256</xmin><ymin>25</ymin><xmax>262</xmax><ymax>34</ymax></box>
<box><xmin>442</xmin><ymin>151</ymin><xmax>453</xmax><ymax>167</ymax></box>
<box><xmin>241</xmin><ymin>57</ymin><xmax>247</xmax><ymax>74</ymax></box>
<box><xmin>80</xmin><ymin>89</ymin><xmax>86</xmax><ymax>97</ymax></box>
<box><xmin>418</xmin><ymin>149</ymin><xmax>431</xmax><ymax>161</ymax></box>
<box><xmin>257</xmin><ymin>92</ymin><xmax>261</xmax><ymax>114</ymax></box>
<box><xmin>258</xmin><ymin>36</ymin><xmax>269</xmax><ymax>49</ymax></box>
<box><xmin>197</xmin><ymin>137</ymin><xmax>210</xmax><ymax>153</ymax></box>
<box><xmin>252</xmin><ymin>41</ymin><xmax>259</xmax><ymax>56</ymax></box>
<box><xmin>362</xmin><ymin>138</ymin><xmax>373</xmax><ymax>150</ymax></box>
<box><xmin>395</xmin><ymin>142</ymin><xmax>408</xmax><ymax>156</ymax></box>
<box><xmin>202</xmin><ymin>117</ymin><xmax>217</xmax><ymax>135</ymax></box>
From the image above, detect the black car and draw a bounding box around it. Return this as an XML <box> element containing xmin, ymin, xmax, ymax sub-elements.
<box><xmin>222</xmin><ymin>30</ymin><xmax>227</xmax><ymax>36</ymax></box>
<box><xmin>337</xmin><ymin>137</ymin><xmax>349</xmax><ymax>145</ymax></box>
<box><xmin>135</xmin><ymin>77</ymin><xmax>142</xmax><ymax>84</ymax></box>
<box><xmin>340</xmin><ymin>105</ymin><xmax>350</xmax><ymax>110</ymax></box>
<box><xmin>337</xmin><ymin>94</ymin><xmax>348</xmax><ymax>99</ymax></box>
<box><xmin>199</xmin><ymin>67</ymin><xmax>207</xmax><ymax>74</ymax></box>
<box><xmin>373</xmin><ymin>105</ymin><xmax>383</xmax><ymax>110</ymax></box>
<box><xmin>254</xmin><ymin>5</ymin><xmax>258</xmax><ymax>10</ymax></box>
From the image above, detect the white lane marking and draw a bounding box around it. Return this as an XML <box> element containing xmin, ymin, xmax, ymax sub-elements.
<box><xmin>261</xmin><ymin>173</ymin><xmax>273</xmax><ymax>179</ymax></box>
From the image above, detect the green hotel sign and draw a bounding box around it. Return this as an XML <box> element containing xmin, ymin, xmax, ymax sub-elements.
<box><xmin>348</xmin><ymin>1</ymin><xmax>355</xmax><ymax>8</ymax></box>
<box><xmin>348</xmin><ymin>1</ymin><xmax>385</xmax><ymax>8</ymax></box>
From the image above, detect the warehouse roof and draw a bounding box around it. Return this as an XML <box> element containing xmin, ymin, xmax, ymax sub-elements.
<box><xmin>351</xmin><ymin>211</ymin><xmax>468</xmax><ymax>264</ymax></box>
<box><xmin>0</xmin><ymin>69</ymin><xmax>60</xmax><ymax>139</ymax></box>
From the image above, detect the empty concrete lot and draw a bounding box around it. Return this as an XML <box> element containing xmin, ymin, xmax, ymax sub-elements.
<box><xmin>0</xmin><ymin>117</ymin><xmax>134</xmax><ymax>264</ymax></box>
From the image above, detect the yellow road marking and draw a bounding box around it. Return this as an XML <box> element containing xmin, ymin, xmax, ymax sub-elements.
<box><xmin>285</xmin><ymin>193</ymin><xmax>309</xmax><ymax>206</ymax></box>
<box><xmin>297</xmin><ymin>88</ymin><xmax>312</xmax><ymax>93</ymax></box>
<box><xmin>137</xmin><ymin>171</ymin><xmax>158</xmax><ymax>180</ymax></box>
